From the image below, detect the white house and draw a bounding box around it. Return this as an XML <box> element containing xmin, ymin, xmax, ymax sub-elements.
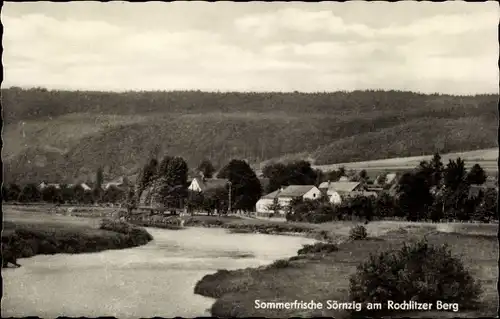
<box><xmin>188</xmin><ymin>177</ymin><xmax>228</xmax><ymax>193</ymax></box>
<box><xmin>38</xmin><ymin>182</ymin><xmax>61</xmax><ymax>190</ymax></box>
<box><xmin>327</xmin><ymin>190</ymin><xmax>342</xmax><ymax>205</ymax></box>
<box><xmin>104</xmin><ymin>176</ymin><xmax>130</xmax><ymax>190</ymax></box>
<box><xmin>79</xmin><ymin>183</ymin><xmax>92</xmax><ymax>191</ymax></box>
<box><xmin>255</xmin><ymin>189</ymin><xmax>281</xmax><ymax>215</ymax></box>
<box><xmin>318</xmin><ymin>181</ymin><xmax>379</xmax><ymax>203</ymax></box>
<box><xmin>256</xmin><ymin>185</ymin><xmax>322</xmax><ymax>216</ymax></box>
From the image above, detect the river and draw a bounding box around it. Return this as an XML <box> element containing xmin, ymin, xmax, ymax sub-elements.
<box><xmin>2</xmin><ymin>227</ymin><xmax>316</xmax><ymax>318</ymax></box>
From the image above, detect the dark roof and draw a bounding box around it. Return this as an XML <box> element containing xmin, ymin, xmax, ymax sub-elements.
<box><xmin>193</xmin><ymin>178</ymin><xmax>228</xmax><ymax>192</ymax></box>
<box><xmin>468</xmin><ymin>185</ymin><xmax>486</xmax><ymax>199</ymax></box>
<box><xmin>262</xmin><ymin>189</ymin><xmax>280</xmax><ymax>199</ymax></box>
<box><xmin>278</xmin><ymin>185</ymin><xmax>317</xmax><ymax>198</ymax></box>
<box><xmin>468</xmin><ymin>183</ymin><xmax>498</xmax><ymax>199</ymax></box>
<box><xmin>319</xmin><ymin>181</ymin><xmax>362</xmax><ymax>193</ymax></box>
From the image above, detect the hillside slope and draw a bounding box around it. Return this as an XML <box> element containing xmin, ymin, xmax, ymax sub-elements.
<box><xmin>2</xmin><ymin>88</ymin><xmax>498</xmax><ymax>184</ymax></box>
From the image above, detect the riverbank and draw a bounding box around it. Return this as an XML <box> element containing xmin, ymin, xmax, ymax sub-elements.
<box><xmin>194</xmin><ymin>223</ymin><xmax>498</xmax><ymax>318</ymax></box>
<box><xmin>2</xmin><ymin>218</ymin><xmax>153</xmax><ymax>267</ymax></box>
<box><xmin>182</xmin><ymin>215</ymin><xmax>336</xmax><ymax>241</ymax></box>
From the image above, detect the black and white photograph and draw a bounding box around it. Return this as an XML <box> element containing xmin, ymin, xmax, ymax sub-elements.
<box><xmin>1</xmin><ymin>1</ymin><xmax>498</xmax><ymax>318</ymax></box>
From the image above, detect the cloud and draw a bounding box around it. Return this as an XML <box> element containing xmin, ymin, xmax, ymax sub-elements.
<box><xmin>2</xmin><ymin>3</ymin><xmax>498</xmax><ymax>94</ymax></box>
<box><xmin>234</xmin><ymin>7</ymin><xmax>498</xmax><ymax>39</ymax></box>
<box><xmin>234</xmin><ymin>8</ymin><xmax>373</xmax><ymax>38</ymax></box>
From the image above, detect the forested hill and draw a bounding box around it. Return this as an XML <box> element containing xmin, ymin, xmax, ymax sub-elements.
<box><xmin>2</xmin><ymin>87</ymin><xmax>498</xmax><ymax>184</ymax></box>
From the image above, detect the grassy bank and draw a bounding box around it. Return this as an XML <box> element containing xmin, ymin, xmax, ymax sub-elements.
<box><xmin>194</xmin><ymin>223</ymin><xmax>498</xmax><ymax>318</ymax></box>
<box><xmin>183</xmin><ymin>215</ymin><xmax>334</xmax><ymax>242</ymax></box>
<box><xmin>2</xmin><ymin>217</ymin><xmax>153</xmax><ymax>267</ymax></box>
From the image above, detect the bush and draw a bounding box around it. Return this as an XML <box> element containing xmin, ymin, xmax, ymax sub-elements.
<box><xmin>349</xmin><ymin>239</ymin><xmax>482</xmax><ymax>315</ymax></box>
<box><xmin>268</xmin><ymin>259</ymin><xmax>291</xmax><ymax>269</ymax></box>
<box><xmin>297</xmin><ymin>242</ymin><xmax>338</xmax><ymax>255</ymax></box>
<box><xmin>349</xmin><ymin>225</ymin><xmax>368</xmax><ymax>240</ymax></box>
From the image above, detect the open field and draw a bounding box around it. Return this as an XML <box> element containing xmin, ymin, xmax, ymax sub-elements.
<box><xmin>195</xmin><ymin>221</ymin><xmax>498</xmax><ymax>318</ymax></box>
<box><xmin>312</xmin><ymin>147</ymin><xmax>498</xmax><ymax>174</ymax></box>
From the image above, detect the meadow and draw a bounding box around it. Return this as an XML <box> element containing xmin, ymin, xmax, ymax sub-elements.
<box><xmin>194</xmin><ymin>220</ymin><xmax>498</xmax><ymax>318</ymax></box>
<box><xmin>3</xmin><ymin>204</ymin><xmax>498</xmax><ymax>318</ymax></box>
<box><xmin>312</xmin><ymin>147</ymin><xmax>498</xmax><ymax>174</ymax></box>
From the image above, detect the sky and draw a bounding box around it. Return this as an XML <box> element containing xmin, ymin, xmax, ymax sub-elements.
<box><xmin>2</xmin><ymin>1</ymin><xmax>499</xmax><ymax>95</ymax></box>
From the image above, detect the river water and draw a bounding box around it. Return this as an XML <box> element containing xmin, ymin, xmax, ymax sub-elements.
<box><xmin>2</xmin><ymin>227</ymin><xmax>316</xmax><ymax>318</ymax></box>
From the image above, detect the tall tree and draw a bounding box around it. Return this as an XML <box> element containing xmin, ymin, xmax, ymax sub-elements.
<box><xmin>157</xmin><ymin>155</ymin><xmax>174</xmax><ymax>178</ymax></box>
<box><xmin>103</xmin><ymin>185</ymin><xmax>125</xmax><ymax>204</ymax></box>
<box><xmin>262</xmin><ymin>160</ymin><xmax>317</xmax><ymax>193</ymax></box>
<box><xmin>315</xmin><ymin>169</ymin><xmax>324</xmax><ymax>186</ymax></box>
<box><xmin>217</xmin><ymin>159</ymin><xmax>262</xmax><ymax>212</ymax></box>
<box><xmin>262</xmin><ymin>162</ymin><xmax>287</xmax><ymax>193</ymax></box>
<box><xmin>96</xmin><ymin>167</ymin><xmax>104</xmax><ymax>190</ymax></box>
<box><xmin>137</xmin><ymin>158</ymin><xmax>159</xmax><ymax>198</ymax></box>
<box><xmin>18</xmin><ymin>184</ymin><xmax>41</xmax><ymax>203</ymax></box>
<box><xmin>125</xmin><ymin>186</ymin><xmax>137</xmax><ymax>216</ymax></box>
<box><xmin>444</xmin><ymin>158</ymin><xmax>467</xmax><ymax>191</ymax></box>
<box><xmin>358</xmin><ymin>170</ymin><xmax>369</xmax><ymax>183</ymax></box>
<box><xmin>337</xmin><ymin>166</ymin><xmax>346</xmax><ymax>177</ymax></box>
<box><xmin>42</xmin><ymin>185</ymin><xmax>61</xmax><ymax>203</ymax></box>
<box><xmin>153</xmin><ymin>157</ymin><xmax>189</xmax><ymax>208</ymax></box>
<box><xmin>396</xmin><ymin>172</ymin><xmax>433</xmax><ymax>221</ymax></box>
<box><xmin>286</xmin><ymin>160</ymin><xmax>317</xmax><ymax>185</ymax></box>
<box><xmin>197</xmin><ymin>159</ymin><xmax>216</xmax><ymax>178</ymax></box>
<box><xmin>429</xmin><ymin>152</ymin><xmax>444</xmax><ymax>187</ymax></box>
<box><xmin>2</xmin><ymin>184</ymin><xmax>9</xmax><ymax>201</ymax></box>
<box><xmin>73</xmin><ymin>185</ymin><xmax>85</xmax><ymax>203</ymax></box>
<box><xmin>7</xmin><ymin>183</ymin><xmax>21</xmax><ymax>202</ymax></box>
<box><xmin>186</xmin><ymin>190</ymin><xmax>204</xmax><ymax>215</ymax></box>
<box><xmin>417</xmin><ymin>160</ymin><xmax>434</xmax><ymax>186</ymax></box>
<box><xmin>466</xmin><ymin>164</ymin><xmax>487</xmax><ymax>185</ymax></box>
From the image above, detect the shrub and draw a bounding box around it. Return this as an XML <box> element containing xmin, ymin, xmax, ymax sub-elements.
<box><xmin>297</xmin><ymin>242</ymin><xmax>338</xmax><ymax>255</ymax></box>
<box><xmin>268</xmin><ymin>259</ymin><xmax>291</xmax><ymax>269</ymax></box>
<box><xmin>349</xmin><ymin>239</ymin><xmax>482</xmax><ymax>315</ymax></box>
<box><xmin>349</xmin><ymin>225</ymin><xmax>368</xmax><ymax>240</ymax></box>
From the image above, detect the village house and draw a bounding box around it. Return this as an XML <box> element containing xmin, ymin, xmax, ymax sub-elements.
<box><xmin>188</xmin><ymin>176</ymin><xmax>271</xmax><ymax>194</ymax></box>
<box><xmin>79</xmin><ymin>183</ymin><xmax>92</xmax><ymax>191</ymax></box>
<box><xmin>468</xmin><ymin>176</ymin><xmax>498</xmax><ymax>199</ymax></box>
<box><xmin>104</xmin><ymin>176</ymin><xmax>130</xmax><ymax>190</ymax></box>
<box><xmin>188</xmin><ymin>177</ymin><xmax>228</xmax><ymax>193</ymax></box>
<box><xmin>318</xmin><ymin>181</ymin><xmax>378</xmax><ymax>203</ymax></box>
<box><xmin>256</xmin><ymin>185</ymin><xmax>322</xmax><ymax>216</ymax></box>
<box><xmin>38</xmin><ymin>182</ymin><xmax>61</xmax><ymax>190</ymax></box>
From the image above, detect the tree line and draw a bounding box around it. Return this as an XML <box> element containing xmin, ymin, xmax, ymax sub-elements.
<box><xmin>136</xmin><ymin>155</ymin><xmax>262</xmax><ymax>215</ymax></box>
<box><xmin>285</xmin><ymin>154</ymin><xmax>497</xmax><ymax>223</ymax></box>
<box><xmin>3</xmin><ymin>150</ymin><xmax>497</xmax><ymax>224</ymax></box>
<box><xmin>1</xmin><ymin>167</ymin><xmax>133</xmax><ymax>206</ymax></box>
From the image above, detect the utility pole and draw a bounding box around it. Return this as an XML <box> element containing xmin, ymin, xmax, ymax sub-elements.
<box><xmin>228</xmin><ymin>181</ymin><xmax>232</xmax><ymax>215</ymax></box>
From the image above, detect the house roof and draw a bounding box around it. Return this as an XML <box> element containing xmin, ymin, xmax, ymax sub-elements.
<box><xmin>319</xmin><ymin>181</ymin><xmax>361</xmax><ymax>193</ymax></box>
<box><xmin>358</xmin><ymin>191</ymin><xmax>379</xmax><ymax>197</ymax></box>
<box><xmin>193</xmin><ymin>178</ymin><xmax>228</xmax><ymax>192</ymax></box>
<box><xmin>260</xmin><ymin>185</ymin><xmax>318</xmax><ymax>200</ymax></box>
<box><xmin>468</xmin><ymin>185</ymin><xmax>485</xmax><ymax>199</ymax></box>
<box><xmin>262</xmin><ymin>189</ymin><xmax>281</xmax><ymax>199</ymax></box>
<box><xmin>278</xmin><ymin>185</ymin><xmax>317</xmax><ymax>198</ymax></box>
<box><xmin>385</xmin><ymin>173</ymin><xmax>399</xmax><ymax>184</ymax></box>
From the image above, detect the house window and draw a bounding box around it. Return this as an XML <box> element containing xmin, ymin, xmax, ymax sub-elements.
<box><xmin>313</xmin><ymin>193</ymin><xmax>316</xmax><ymax>198</ymax></box>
